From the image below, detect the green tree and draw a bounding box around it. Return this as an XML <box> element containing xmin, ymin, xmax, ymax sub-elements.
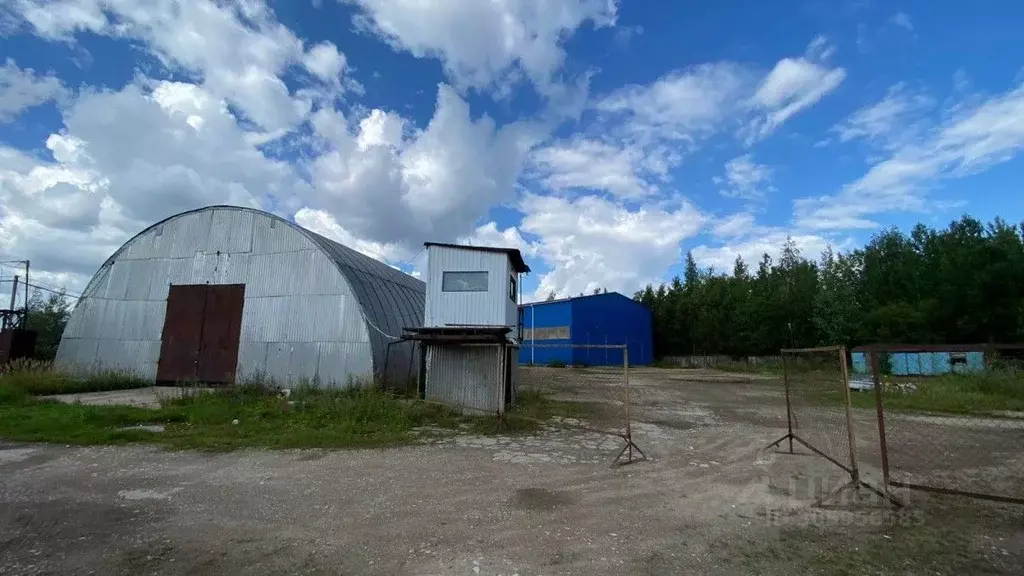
<box><xmin>25</xmin><ymin>289</ymin><xmax>72</xmax><ymax>360</ymax></box>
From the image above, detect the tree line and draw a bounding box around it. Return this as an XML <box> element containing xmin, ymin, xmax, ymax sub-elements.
<box><xmin>634</xmin><ymin>215</ymin><xmax>1024</xmax><ymax>358</ymax></box>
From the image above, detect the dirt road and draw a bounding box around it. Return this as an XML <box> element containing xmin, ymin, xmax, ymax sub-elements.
<box><xmin>2</xmin><ymin>368</ymin><xmax>1021</xmax><ymax>575</ymax></box>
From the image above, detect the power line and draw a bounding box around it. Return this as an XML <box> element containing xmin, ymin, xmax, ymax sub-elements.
<box><xmin>0</xmin><ymin>279</ymin><xmax>81</xmax><ymax>299</ymax></box>
<box><xmin>25</xmin><ymin>277</ymin><xmax>71</xmax><ymax>292</ymax></box>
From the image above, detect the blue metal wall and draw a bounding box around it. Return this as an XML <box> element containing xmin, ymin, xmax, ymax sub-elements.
<box><xmin>850</xmin><ymin>350</ymin><xmax>985</xmax><ymax>376</ymax></box>
<box><xmin>519</xmin><ymin>299</ymin><xmax>573</xmax><ymax>365</ymax></box>
<box><xmin>518</xmin><ymin>293</ymin><xmax>653</xmax><ymax>366</ymax></box>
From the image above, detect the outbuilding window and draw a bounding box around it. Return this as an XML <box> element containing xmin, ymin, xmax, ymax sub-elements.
<box><xmin>442</xmin><ymin>271</ymin><xmax>488</xmax><ymax>292</ymax></box>
<box><xmin>509</xmin><ymin>274</ymin><xmax>517</xmax><ymax>301</ymax></box>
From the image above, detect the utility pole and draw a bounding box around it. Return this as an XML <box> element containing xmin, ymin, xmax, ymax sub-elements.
<box><xmin>23</xmin><ymin>260</ymin><xmax>29</xmax><ymax>328</ymax></box>
<box><xmin>3</xmin><ymin>275</ymin><xmax>18</xmax><ymax>330</ymax></box>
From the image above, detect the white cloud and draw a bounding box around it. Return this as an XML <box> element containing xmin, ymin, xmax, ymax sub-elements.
<box><xmin>831</xmin><ymin>83</ymin><xmax>933</xmax><ymax>148</ymax></box>
<box><xmin>743</xmin><ymin>37</ymin><xmax>846</xmax><ymax>143</ymax></box>
<box><xmin>710</xmin><ymin>212</ymin><xmax>756</xmax><ymax>239</ymax></box>
<box><xmin>890</xmin><ymin>12</ymin><xmax>913</xmax><ymax>32</ymax></box>
<box><xmin>519</xmin><ymin>193</ymin><xmax>705</xmax><ymax>299</ymax></box>
<box><xmin>530</xmin><ymin>138</ymin><xmax>654</xmax><ymax>197</ymax></box>
<box><xmin>350</xmin><ymin>0</ymin><xmax>616</xmax><ymax>92</ymax></box>
<box><xmin>303</xmin><ymin>42</ymin><xmax>346</xmax><ymax>82</ymax></box>
<box><xmin>0</xmin><ymin>79</ymin><xmax>306</xmax><ymax>280</ymax></box>
<box><xmin>796</xmin><ymin>81</ymin><xmax>1024</xmax><ymax>230</ymax></box>
<box><xmin>293</xmin><ymin>207</ymin><xmax>405</xmax><ymax>262</ymax></box>
<box><xmin>692</xmin><ymin>230</ymin><xmax>837</xmax><ymax>273</ymax></box>
<box><xmin>458</xmin><ymin>221</ymin><xmax>535</xmax><ymax>258</ymax></box>
<box><xmin>718</xmin><ymin>154</ymin><xmax>773</xmax><ymax>201</ymax></box>
<box><xmin>0</xmin><ymin>59</ymin><xmax>65</xmax><ymax>121</ymax></box>
<box><xmin>303</xmin><ymin>84</ymin><xmax>546</xmax><ymax>253</ymax></box>
<box><xmin>595</xmin><ymin>63</ymin><xmax>748</xmax><ymax>143</ymax></box>
<box><xmin>9</xmin><ymin>0</ymin><xmax>346</xmax><ymax>132</ymax></box>
<box><xmin>532</xmin><ymin>63</ymin><xmax>748</xmax><ymax>197</ymax></box>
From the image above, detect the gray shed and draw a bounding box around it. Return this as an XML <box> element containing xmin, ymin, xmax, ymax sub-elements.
<box><xmin>55</xmin><ymin>205</ymin><xmax>424</xmax><ymax>387</ymax></box>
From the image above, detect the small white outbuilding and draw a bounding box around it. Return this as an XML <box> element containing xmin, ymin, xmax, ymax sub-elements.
<box><xmin>405</xmin><ymin>242</ymin><xmax>530</xmax><ymax>413</ymax></box>
<box><xmin>56</xmin><ymin>205</ymin><xmax>424</xmax><ymax>387</ymax></box>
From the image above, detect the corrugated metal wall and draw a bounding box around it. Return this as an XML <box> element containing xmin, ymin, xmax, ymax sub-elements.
<box><xmin>518</xmin><ymin>300</ymin><xmax>573</xmax><ymax>365</ymax></box>
<box><xmin>425</xmin><ymin>344</ymin><xmax>506</xmax><ymax>413</ymax></box>
<box><xmin>850</xmin><ymin>350</ymin><xmax>986</xmax><ymax>376</ymax></box>
<box><xmin>425</xmin><ymin>246</ymin><xmax>515</xmax><ymax>328</ymax></box>
<box><xmin>56</xmin><ymin>206</ymin><xmax>423</xmax><ymax>387</ymax></box>
<box><xmin>517</xmin><ymin>293</ymin><xmax>654</xmax><ymax>366</ymax></box>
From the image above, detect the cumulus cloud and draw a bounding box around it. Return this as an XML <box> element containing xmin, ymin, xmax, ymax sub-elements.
<box><xmin>350</xmin><ymin>0</ymin><xmax>616</xmax><ymax>92</ymax></box>
<box><xmin>530</xmin><ymin>138</ymin><xmax>655</xmax><ymax>198</ymax></box>
<box><xmin>303</xmin><ymin>84</ymin><xmax>546</xmax><ymax>254</ymax></box>
<box><xmin>0</xmin><ymin>80</ymin><xmax>306</xmax><ymax>282</ymax></box>
<box><xmin>0</xmin><ymin>59</ymin><xmax>65</xmax><ymax>121</ymax></box>
<box><xmin>518</xmin><ymin>193</ymin><xmax>706</xmax><ymax>299</ymax></box>
<box><xmin>8</xmin><ymin>0</ymin><xmax>350</xmax><ymax>132</ymax></box>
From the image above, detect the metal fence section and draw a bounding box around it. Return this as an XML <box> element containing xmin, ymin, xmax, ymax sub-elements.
<box><xmin>767</xmin><ymin>346</ymin><xmax>894</xmax><ymax>506</ymax></box>
<box><xmin>518</xmin><ymin>344</ymin><xmax>645</xmax><ymax>465</ymax></box>
<box><xmin>865</xmin><ymin>346</ymin><xmax>1024</xmax><ymax>504</ymax></box>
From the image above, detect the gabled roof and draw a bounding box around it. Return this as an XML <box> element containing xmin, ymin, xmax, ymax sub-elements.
<box><xmin>423</xmin><ymin>242</ymin><xmax>530</xmax><ymax>273</ymax></box>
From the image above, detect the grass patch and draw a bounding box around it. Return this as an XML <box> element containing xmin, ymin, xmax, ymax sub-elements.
<box><xmin>0</xmin><ymin>359</ymin><xmax>149</xmax><ymax>396</ymax></box>
<box><xmin>464</xmin><ymin>388</ymin><xmax>601</xmax><ymax>435</ymax></box>
<box><xmin>847</xmin><ymin>371</ymin><xmax>1024</xmax><ymax>416</ymax></box>
<box><xmin>0</xmin><ymin>385</ymin><xmax>468</xmax><ymax>450</ymax></box>
<box><xmin>0</xmin><ymin>367</ymin><xmax>601</xmax><ymax>450</ymax></box>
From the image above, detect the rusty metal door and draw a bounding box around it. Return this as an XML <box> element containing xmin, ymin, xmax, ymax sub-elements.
<box><xmin>197</xmin><ymin>284</ymin><xmax>245</xmax><ymax>384</ymax></box>
<box><xmin>156</xmin><ymin>285</ymin><xmax>208</xmax><ymax>382</ymax></box>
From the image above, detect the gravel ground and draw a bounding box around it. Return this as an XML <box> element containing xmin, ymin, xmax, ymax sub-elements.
<box><xmin>2</xmin><ymin>368</ymin><xmax>1021</xmax><ymax>575</ymax></box>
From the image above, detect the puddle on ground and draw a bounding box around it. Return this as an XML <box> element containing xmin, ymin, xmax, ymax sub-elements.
<box><xmin>512</xmin><ymin>487</ymin><xmax>576</xmax><ymax>510</ymax></box>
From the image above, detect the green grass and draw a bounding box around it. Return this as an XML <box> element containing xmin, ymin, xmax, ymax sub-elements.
<box><xmin>0</xmin><ymin>359</ymin><xmax>149</xmax><ymax>396</ymax></box>
<box><xmin>463</xmin><ymin>388</ymin><xmax>600</xmax><ymax>435</ymax></box>
<box><xmin>846</xmin><ymin>371</ymin><xmax>1024</xmax><ymax>416</ymax></box>
<box><xmin>0</xmin><ymin>367</ymin><xmax>601</xmax><ymax>450</ymax></box>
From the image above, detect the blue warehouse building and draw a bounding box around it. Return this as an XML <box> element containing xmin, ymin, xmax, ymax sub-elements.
<box><xmin>518</xmin><ymin>292</ymin><xmax>654</xmax><ymax>366</ymax></box>
<box><xmin>850</xmin><ymin>345</ymin><xmax>987</xmax><ymax>376</ymax></box>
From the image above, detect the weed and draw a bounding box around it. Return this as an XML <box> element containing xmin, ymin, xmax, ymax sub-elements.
<box><xmin>0</xmin><ymin>380</ymin><xmax>596</xmax><ymax>450</ymax></box>
<box><xmin>0</xmin><ymin>360</ymin><xmax>149</xmax><ymax>396</ymax></box>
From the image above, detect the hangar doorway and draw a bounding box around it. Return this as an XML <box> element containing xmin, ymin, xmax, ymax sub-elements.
<box><xmin>156</xmin><ymin>284</ymin><xmax>245</xmax><ymax>384</ymax></box>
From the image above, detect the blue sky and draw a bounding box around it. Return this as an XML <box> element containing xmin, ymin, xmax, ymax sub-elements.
<box><xmin>1</xmin><ymin>0</ymin><xmax>1023</xmax><ymax>301</ymax></box>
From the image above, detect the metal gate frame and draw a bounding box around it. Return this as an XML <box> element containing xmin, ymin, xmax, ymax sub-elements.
<box><xmin>865</xmin><ymin>346</ymin><xmax>1024</xmax><ymax>505</ymax></box>
<box><xmin>766</xmin><ymin>346</ymin><xmax>899</xmax><ymax>507</ymax></box>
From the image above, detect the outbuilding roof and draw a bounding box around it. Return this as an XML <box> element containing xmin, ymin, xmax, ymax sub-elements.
<box><xmin>423</xmin><ymin>242</ymin><xmax>530</xmax><ymax>274</ymax></box>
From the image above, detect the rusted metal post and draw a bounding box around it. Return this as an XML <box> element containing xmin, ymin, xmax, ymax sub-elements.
<box><xmin>870</xmin><ymin>350</ymin><xmax>891</xmax><ymax>488</ymax></box>
<box><xmin>781</xmin><ymin>352</ymin><xmax>794</xmax><ymax>454</ymax></box>
<box><xmin>624</xmin><ymin>346</ymin><xmax>632</xmax><ymax>460</ymax></box>
<box><xmin>498</xmin><ymin>343</ymin><xmax>507</xmax><ymax>418</ymax></box>
<box><xmin>839</xmin><ymin>346</ymin><xmax>860</xmax><ymax>481</ymax></box>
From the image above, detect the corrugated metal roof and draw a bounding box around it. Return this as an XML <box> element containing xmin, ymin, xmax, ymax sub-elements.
<box><xmin>423</xmin><ymin>241</ymin><xmax>530</xmax><ymax>273</ymax></box>
<box><xmin>520</xmin><ymin>291</ymin><xmax>635</xmax><ymax>307</ymax></box>
<box><xmin>89</xmin><ymin>205</ymin><xmax>425</xmax><ymax>377</ymax></box>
